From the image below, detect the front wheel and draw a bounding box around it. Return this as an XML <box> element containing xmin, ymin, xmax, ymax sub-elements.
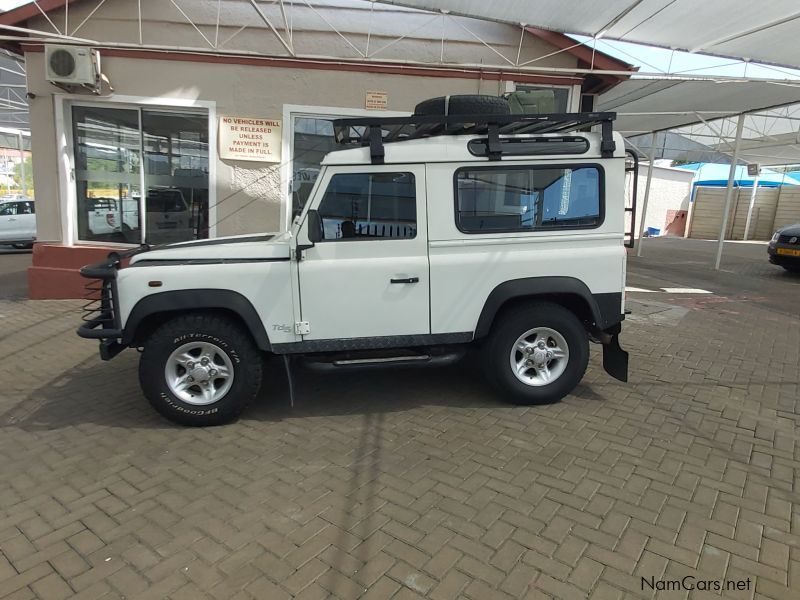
<box><xmin>139</xmin><ymin>313</ymin><xmax>262</xmax><ymax>426</ymax></box>
<box><xmin>482</xmin><ymin>302</ymin><xmax>589</xmax><ymax>405</ymax></box>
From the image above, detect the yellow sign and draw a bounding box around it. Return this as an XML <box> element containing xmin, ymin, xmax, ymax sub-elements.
<box><xmin>219</xmin><ymin>116</ymin><xmax>281</xmax><ymax>162</ymax></box>
<box><xmin>365</xmin><ymin>90</ymin><xmax>388</xmax><ymax>110</ymax></box>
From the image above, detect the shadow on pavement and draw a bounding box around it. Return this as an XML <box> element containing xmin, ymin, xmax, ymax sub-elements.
<box><xmin>0</xmin><ymin>350</ymin><xmax>514</xmax><ymax>432</ymax></box>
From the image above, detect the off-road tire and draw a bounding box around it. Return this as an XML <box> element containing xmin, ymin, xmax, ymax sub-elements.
<box><xmin>483</xmin><ymin>302</ymin><xmax>588</xmax><ymax>405</ymax></box>
<box><xmin>414</xmin><ymin>95</ymin><xmax>510</xmax><ymax>116</ymax></box>
<box><xmin>139</xmin><ymin>313</ymin><xmax>262</xmax><ymax>426</ymax></box>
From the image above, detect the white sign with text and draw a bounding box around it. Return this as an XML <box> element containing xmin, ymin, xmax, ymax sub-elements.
<box><xmin>219</xmin><ymin>116</ymin><xmax>281</xmax><ymax>162</ymax></box>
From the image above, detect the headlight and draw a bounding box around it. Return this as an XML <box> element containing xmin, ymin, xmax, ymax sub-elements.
<box><xmin>771</xmin><ymin>231</ymin><xmax>780</xmax><ymax>242</ymax></box>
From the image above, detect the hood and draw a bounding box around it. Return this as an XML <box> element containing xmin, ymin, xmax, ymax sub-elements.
<box><xmin>128</xmin><ymin>232</ymin><xmax>291</xmax><ymax>265</ymax></box>
<box><xmin>777</xmin><ymin>223</ymin><xmax>800</xmax><ymax>236</ymax></box>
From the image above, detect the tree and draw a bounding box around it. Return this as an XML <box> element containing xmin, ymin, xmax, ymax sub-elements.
<box><xmin>13</xmin><ymin>155</ymin><xmax>34</xmax><ymax>194</ymax></box>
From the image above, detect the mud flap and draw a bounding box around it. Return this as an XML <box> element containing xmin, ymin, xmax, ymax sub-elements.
<box><xmin>602</xmin><ymin>333</ymin><xmax>628</xmax><ymax>382</ymax></box>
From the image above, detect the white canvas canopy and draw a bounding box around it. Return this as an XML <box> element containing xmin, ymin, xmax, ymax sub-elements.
<box><xmin>378</xmin><ymin>0</ymin><xmax>800</xmax><ymax>69</ymax></box>
<box><xmin>597</xmin><ymin>77</ymin><xmax>800</xmax><ymax>166</ymax></box>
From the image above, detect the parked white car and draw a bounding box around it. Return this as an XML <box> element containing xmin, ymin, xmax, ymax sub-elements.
<box><xmin>0</xmin><ymin>198</ymin><xmax>36</xmax><ymax>248</ymax></box>
<box><xmin>87</xmin><ymin>189</ymin><xmax>192</xmax><ymax>244</ymax></box>
<box><xmin>144</xmin><ymin>188</ymin><xmax>193</xmax><ymax>244</ymax></box>
<box><xmin>87</xmin><ymin>197</ymin><xmax>140</xmax><ymax>237</ymax></box>
<box><xmin>78</xmin><ymin>96</ymin><xmax>634</xmax><ymax>426</ymax></box>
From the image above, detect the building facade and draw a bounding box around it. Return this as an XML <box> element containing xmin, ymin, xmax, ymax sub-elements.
<box><xmin>0</xmin><ymin>0</ymin><xmax>631</xmax><ymax>298</ymax></box>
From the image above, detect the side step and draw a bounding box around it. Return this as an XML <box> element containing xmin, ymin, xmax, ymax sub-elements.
<box><xmin>301</xmin><ymin>349</ymin><xmax>465</xmax><ymax>372</ymax></box>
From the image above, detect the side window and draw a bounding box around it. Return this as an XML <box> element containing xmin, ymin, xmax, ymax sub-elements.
<box><xmin>18</xmin><ymin>202</ymin><xmax>34</xmax><ymax>215</ymax></box>
<box><xmin>455</xmin><ymin>166</ymin><xmax>602</xmax><ymax>233</ymax></box>
<box><xmin>317</xmin><ymin>172</ymin><xmax>416</xmax><ymax>240</ymax></box>
<box><xmin>0</xmin><ymin>203</ymin><xmax>17</xmax><ymax>216</ymax></box>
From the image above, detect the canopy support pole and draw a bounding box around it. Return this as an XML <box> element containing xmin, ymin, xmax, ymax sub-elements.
<box><xmin>743</xmin><ymin>173</ymin><xmax>759</xmax><ymax>241</ymax></box>
<box><xmin>17</xmin><ymin>130</ymin><xmax>26</xmax><ymax>197</ymax></box>
<box><xmin>714</xmin><ymin>113</ymin><xmax>745</xmax><ymax>270</ymax></box>
<box><xmin>635</xmin><ymin>131</ymin><xmax>657</xmax><ymax>257</ymax></box>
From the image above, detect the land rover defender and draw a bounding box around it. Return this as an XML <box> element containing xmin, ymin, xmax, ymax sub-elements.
<box><xmin>78</xmin><ymin>97</ymin><xmax>635</xmax><ymax>426</ymax></box>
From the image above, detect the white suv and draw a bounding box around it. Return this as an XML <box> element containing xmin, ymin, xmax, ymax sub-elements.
<box><xmin>78</xmin><ymin>98</ymin><xmax>634</xmax><ymax>426</ymax></box>
<box><xmin>0</xmin><ymin>198</ymin><xmax>36</xmax><ymax>248</ymax></box>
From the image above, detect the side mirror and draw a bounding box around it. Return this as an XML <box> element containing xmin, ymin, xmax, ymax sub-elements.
<box><xmin>307</xmin><ymin>209</ymin><xmax>323</xmax><ymax>243</ymax></box>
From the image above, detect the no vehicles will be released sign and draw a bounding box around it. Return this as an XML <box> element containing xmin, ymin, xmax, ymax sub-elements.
<box><xmin>219</xmin><ymin>116</ymin><xmax>282</xmax><ymax>162</ymax></box>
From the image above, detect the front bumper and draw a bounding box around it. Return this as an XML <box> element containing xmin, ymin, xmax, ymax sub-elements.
<box><xmin>768</xmin><ymin>243</ymin><xmax>800</xmax><ymax>266</ymax></box>
<box><xmin>76</xmin><ymin>255</ymin><xmax>125</xmax><ymax>360</ymax></box>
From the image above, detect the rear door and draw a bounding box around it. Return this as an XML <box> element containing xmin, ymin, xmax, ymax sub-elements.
<box><xmin>297</xmin><ymin>165</ymin><xmax>429</xmax><ymax>341</ymax></box>
<box><xmin>0</xmin><ymin>202</ymin><xmax>20</xmax><ymax>242</ymax></box>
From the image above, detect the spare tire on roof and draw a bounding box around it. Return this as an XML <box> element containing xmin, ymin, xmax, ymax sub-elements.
<box><xmin>413</xmin><ymin>95</ymin><xmax>510</xmax><ymax>116</ymax></box>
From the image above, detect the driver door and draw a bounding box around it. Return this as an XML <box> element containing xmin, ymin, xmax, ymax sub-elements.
<box><xmin>297</xmin><ymin>165</ymin><xmax>429</xmax><ymax>341</ymax></box>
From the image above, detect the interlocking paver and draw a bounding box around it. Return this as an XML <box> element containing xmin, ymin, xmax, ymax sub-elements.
<box><xmin>1</xmin><ymin>239</ymin><xmax>799</xmax><ymax>599</ymax></box>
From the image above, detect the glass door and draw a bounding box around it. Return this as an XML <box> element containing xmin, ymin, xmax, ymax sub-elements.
<box><xmin>142</xmin><ymin>110</ymin><xmax>209</xmax><ymax>245</ymax></box>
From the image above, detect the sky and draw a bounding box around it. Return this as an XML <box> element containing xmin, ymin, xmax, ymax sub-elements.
<box><xmin>0</xmin><ymin>0</ymin><xmax>26</xmax><ymax>10</ymax></box>
<box><xmin>571</xmin><ymin>35</ymin><xmax>800</xmax><ymax>80</ymax></box>
<box><xmin>2</xmin><ymin>0</ymin><xmax>799</xmax><ymax>79</ymax></box>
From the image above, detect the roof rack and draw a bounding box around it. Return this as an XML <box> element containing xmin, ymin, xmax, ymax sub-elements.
<box><xmin>332</xmin><ymin>112</ymin><xmax>617</xmax><ymax>164</ymax></box>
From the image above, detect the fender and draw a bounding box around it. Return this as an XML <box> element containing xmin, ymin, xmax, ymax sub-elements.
<box><xmin>122</xmin><ymin>289</ymin><xmax>272</xmax><ymax>351</ymax></box>
<box><xmin>474</xmin><ymin>277</ymin><xmax>623</xmax><ymax>339</ymax></box>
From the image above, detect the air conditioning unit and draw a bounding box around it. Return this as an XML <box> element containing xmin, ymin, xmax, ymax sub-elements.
<box><xmin>45</xmin><ymin>45</ymin><xmax>100</xmax><ymax>86</ymax></box>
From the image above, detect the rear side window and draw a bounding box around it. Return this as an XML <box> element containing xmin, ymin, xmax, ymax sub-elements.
<box><xmin>317</xmin><ymin>172</ymin><xmax>416</xmax><ymax>240</ymax></box>
<box><xmin>467</xmin><ymin>137</ymin><xmax>589</xmax><ymax>157</ymax></box>
<box><xmin>455</xmin><ymin>165</ymin><xmax>603</xmax><ymax>233</ymax></box>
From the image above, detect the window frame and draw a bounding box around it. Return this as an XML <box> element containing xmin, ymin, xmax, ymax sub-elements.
<box><xmin>315</xmin><ymin>171</ymin><xmax>418</xmax><ymax>243</ymax></box>
<box><xmin>452</xmin><ymin>163</ymin><xmax>606</xmax><ymax>235</ymax></box>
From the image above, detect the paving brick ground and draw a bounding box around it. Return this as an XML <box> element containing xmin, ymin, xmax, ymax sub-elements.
<box><xmin>0</xmin><ymin>239</ymin><xmax>799</xmax><ymax>599</ymax></box>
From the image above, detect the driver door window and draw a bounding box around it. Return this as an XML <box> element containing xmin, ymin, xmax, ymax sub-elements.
<box><xmin>317</xmin><ymin>172</ymin><xmax>417</xmax><ymax>240</ymax></box>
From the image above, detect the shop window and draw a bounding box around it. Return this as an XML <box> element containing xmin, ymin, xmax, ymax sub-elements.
<box><xmin>72</xmin><ymin>105</ymin><xmax>208</xmax><ymax>245</ymax></box>
<box><xmin>508</xmin><ymin>85</ymin><xmax>571</xmax><ymax>113</ymax></box>
<box><xmin>291</xmin><ymin>116</ymin><xmax>338</xmax><ymax>218</ymax></box>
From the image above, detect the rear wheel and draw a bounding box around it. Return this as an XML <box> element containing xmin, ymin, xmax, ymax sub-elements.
<box><xmin>139</xmin><ymin>313</ymin><xmax>262</xmax><ymax>426</ymax></box>
<box><xmin>483</xmin><ymin>302</ymin><xmax>588</xmax><ymax>405</ymax></box>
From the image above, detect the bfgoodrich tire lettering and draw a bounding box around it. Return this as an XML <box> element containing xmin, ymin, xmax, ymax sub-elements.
<box><xmin>483</xmin><ymin>302</ymin><xmax>589</xmax><ymax>405</ymax></box>
<box><xmin>139</xmin><ymin>314</ymin><xmax>262</xmax><ymax>426</ymax></box>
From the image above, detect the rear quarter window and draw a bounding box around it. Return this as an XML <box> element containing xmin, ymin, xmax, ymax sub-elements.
<box><xmin>454</xmin><ymin>164</ymin><xmax>604</xmax><ymax>233</ymax></box>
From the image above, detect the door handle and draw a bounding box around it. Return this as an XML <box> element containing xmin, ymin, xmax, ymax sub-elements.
<box><xmin>390</xmin><ymin>277</ymin><xmax>419</xmax><ymax>284</ymax></box>
<box><xmin>8</xmin><ymin>218</ymin><xmax>16</xmax><ymax>221</ymax></box>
